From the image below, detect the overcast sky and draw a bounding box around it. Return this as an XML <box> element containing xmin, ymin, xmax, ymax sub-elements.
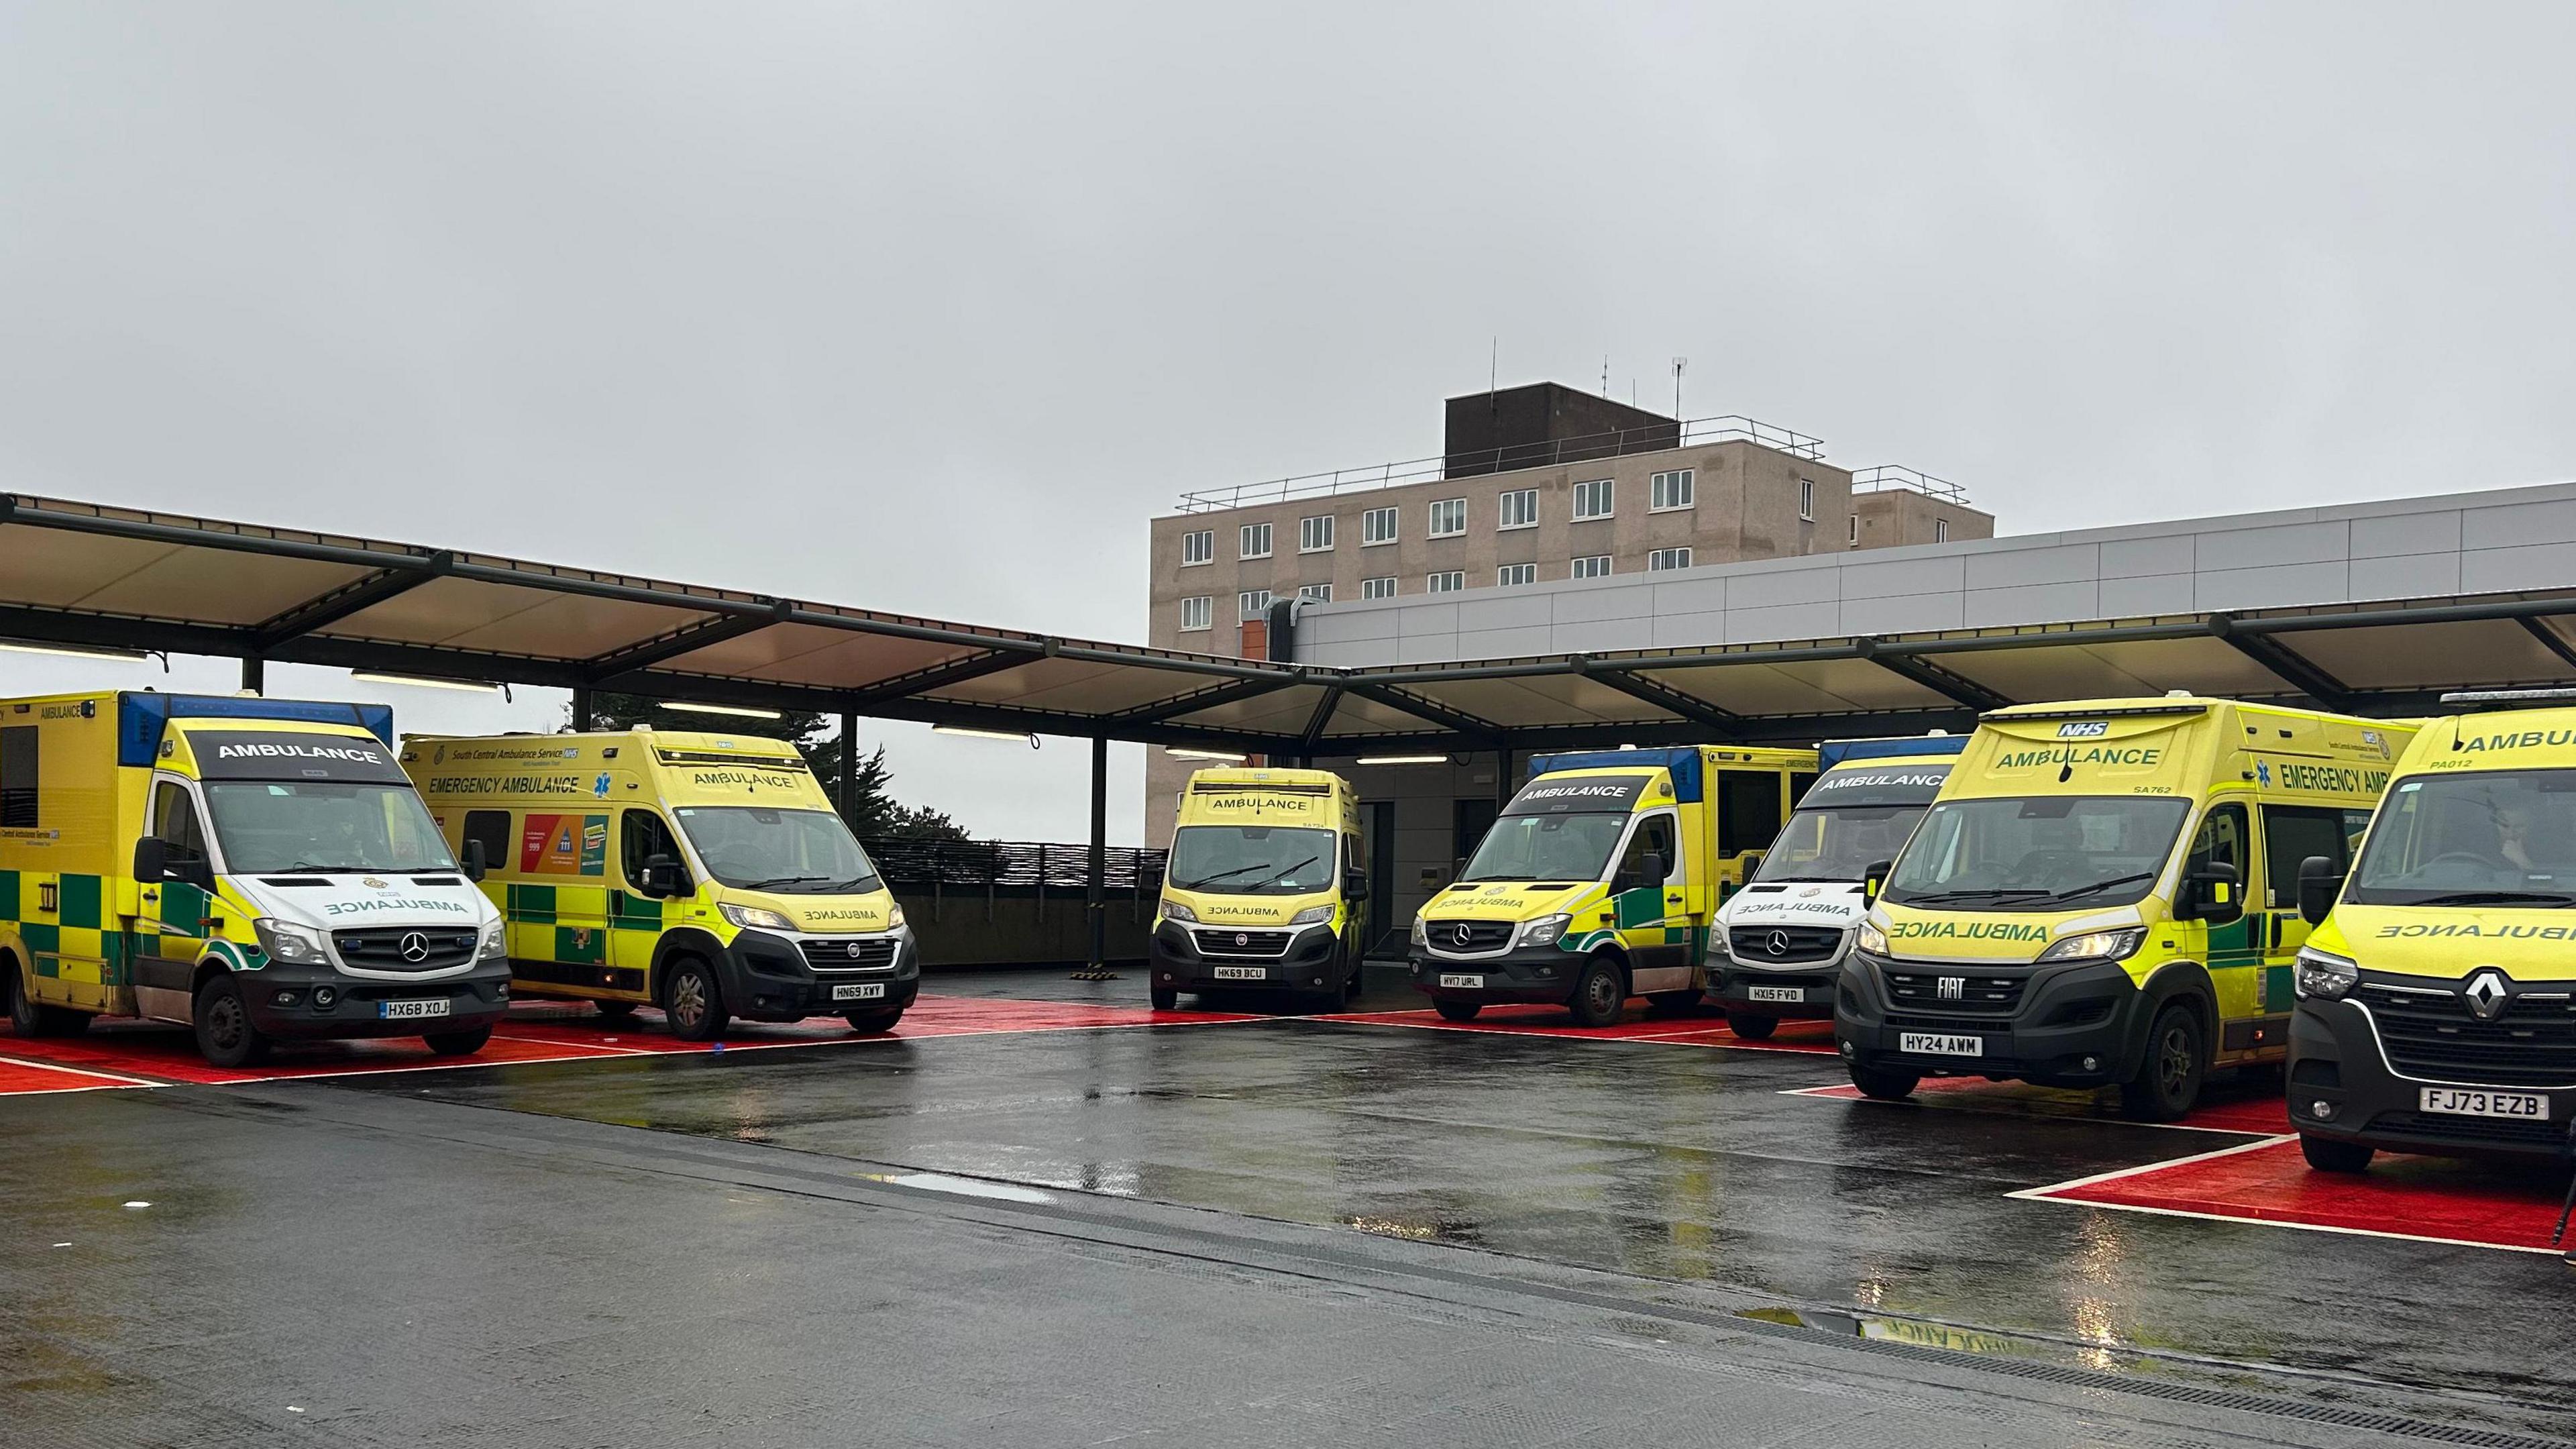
<box><xmin>4</xmin><ymin>3</ymin><xmax>2572</xmax><ymax>842</ymax></box>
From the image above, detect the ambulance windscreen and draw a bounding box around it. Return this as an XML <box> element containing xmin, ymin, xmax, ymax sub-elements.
<box><xmin>2345</xmin><ymin>769</ymin><xmax>2576</xmax><ymax>905</ymax></box>
<box><xmin>1880</xmin><ymin>795</ymin><xmax>2189</xmax><ymax>911</ymax></box>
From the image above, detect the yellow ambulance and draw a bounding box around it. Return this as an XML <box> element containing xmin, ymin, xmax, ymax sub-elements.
<box><xmin>1150</xmin><ymin>766</ymin><xmax>1366</xmax><ymax>1011</ymax></box>
<box><xmin>1409</xmin><ymin>745</ymin><xmax>1817</xmax><ymax>1026</ymax></box>
<box><xmin>403</xmin><ymin>729</ymin><xmax>917</xmax><ymax>1039</ymax></box>
<box><xmin>0</xmin><ymin>692</ymin><xmax>509</xmax><ymax>1067</ymax></box>
<box><xmin>2288</xmin><ymin>690</ymin><xmax>2576</xmax><ymax>1171</ymax></box>
<box><xmin>1837</xmin><ymin>696</ymin><xmax>2412</xmax><ymax>1119</ymax></box>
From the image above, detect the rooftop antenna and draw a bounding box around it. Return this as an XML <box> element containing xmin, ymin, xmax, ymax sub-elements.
<box><xmin>1601</xmin><ymin>355</ymin><xmax>1609</xmax><ymax>398</ymax></box>
<box><xmin>1670</xmin><ymin>356</ymin><xmax>1687</xmax><ymax>419</ymax></box>
<box><xmin>1489</xmin><ymin>336</ymin><xmax>1498</xmax><ymax>398</ymax></box>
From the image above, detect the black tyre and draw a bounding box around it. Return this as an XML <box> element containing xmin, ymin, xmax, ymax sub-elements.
<box><xmin>2119</xmin><ymin>1002</ymin><xmax>2207</xmax><ymax>1122</ymax></box>
<box><xmin>1342</xmin><ymin>959</ymin><xmax>1365</xmax><ymax>1004</ymax></box>
<box><xmin>1645</xmin><ymin>989</ymin><xmax>1703</xmax><ymax>1016</ymax></box>
<box><xmin>1433</xmin><ymin>999</ymin><xmax>1482</xmax><ymax>1022</ymax></box>
<box><xmin>1150</xmin><ymin>984</ymin><xmax>1179</xmax><ymax>1011</ymax></box>
<box><xmin>1566</xmin><ymin>956</ymin><xmax>1626</xmax><ymax>1027</ymax></box>
<box><xmin>1725</xmin><ymin>1011</ymin><xmax>1779</xmax><ymax>1040</ymax></box>
<box><xmin>844</xmin><ymin>1008</ymin><xmax>904</xmax><ymax>1034</ymax></box>
<box><xmin>1848</xmin><ymin>1061</ymin><xmax>1921</xmax><ymax>1101</ymax></box>
<box><xmin>193</xmin><ymin>975</ymin><xmax>270</xmax><ymax>1069</ymax></box>
<box><xmin>661</xmin><ymin>959</ymin><xmax>729</xmax><ymax>1042</ymax></box>
<box><xmin>2300</xmin><ymin>1134</ymin><xmax>2375</xmax><ymax>1174</ymax></box>
<box><xmin>6</xmin><ymin>965</ymin><xmax>88</xmax><ymax>1037</ymax></box>
<box><xmin>594</xmin><ymin>999</ymin><xmax>639</xmax><ymax>1022</ymax></box>
<box><xmin>423</xmin><ymin>1026</ymin><xmax>492</xmax><ymax>1057</ymax></box>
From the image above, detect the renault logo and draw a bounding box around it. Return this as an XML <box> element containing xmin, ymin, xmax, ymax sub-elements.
<box><xmin>1765</xmin><ymin>930</ymin><xmax>1790</xmax><ymax>957</ymax></box>
<box><xmin>398</xmin><ymin>932</ymin><xmax>431</xmax><ymax>963</ymax></box>
<box><xmin>2463</xmin><ymin>969</ymin><xmax>2510</xmax><ymax>1022</ymax></box>
<box><xmin>1453</xmin><ymin>923</ymin><xmax>1474</xmax><ymax>948</ymax></box>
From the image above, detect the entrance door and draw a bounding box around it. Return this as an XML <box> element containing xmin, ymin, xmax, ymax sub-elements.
<box><xmin>610</xmin><ymin>808</ymin><xmax>684</xmax><ymax>998</ymax></box>
<box><xmin>1362</xmin><ymin>801</ymin><xmax>1397</xmax><ymax>957</ymax></box>
<box><xmin>133</xmin><ymin>775</ymin><xmax>217</xmax><ymax>1022</ymax></box>
<box><xmin>1715</xmin><ymin>769</ymin><xmax>1786</xmax><ymax>902</ymax></box>
<box><xmin>2184</xmin><ymin>802</ymin><xmax>2269</xmax><ymax>1063</ymax></box>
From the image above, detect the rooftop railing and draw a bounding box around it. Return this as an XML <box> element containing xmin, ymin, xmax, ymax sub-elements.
<box><xmin>1174</xmin><ymin>413</ymin><xmax>1829</xmax><ymax>514</ymax></box>
<box><xmin>1850</xmin><ymin>465</ymin><xmax>1971</xmax><ymax>506</ymax></box>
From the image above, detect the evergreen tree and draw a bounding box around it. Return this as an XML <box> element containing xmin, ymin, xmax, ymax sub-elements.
<box><xmin>575</xmin><ymin>693</ymin><xmax>970</xmax><ymax>842</ymax></box>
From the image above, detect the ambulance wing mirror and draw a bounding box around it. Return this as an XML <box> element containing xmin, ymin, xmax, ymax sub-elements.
<box><xmin>1739</xmin><ymin>849</ymin><xmax>1764</xmax><ymax>879</ymax></box>
<box><xmin>640</xmin><ymin>854</ymin><xmax>686</xmax><ymax>898</ymax></box>
<box><xmin>460</xmin><ymin>839</ymin><xmax>488</xmax><ymax>883</ymax></box>
<box><xmin>1342</xmin><ymin>870</ymin><xmax>1369</xmax><ymax>902</ymax></box>
<box><xmin>2181</xmin><ymin>861</ymin><xmax>2243</xmax><ymax>924</ymax></box>
<box><xmin>2296</xmin><ymin>855</ymin><xmax>2345</xmax><ymax>925</ymax></box>
<box><xmin>1862</xmin><ymin>860</ymin><xmax>1894</xmax><ymax>905</ymax></box>
<box><xmin>131</xmin><ymin>837</ymin><xmax>167</xmax><ymax>885</ymax></box>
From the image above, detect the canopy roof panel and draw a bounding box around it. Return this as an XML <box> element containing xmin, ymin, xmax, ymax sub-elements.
<box><xmin>7</xmin><ymin>492</ymin><xmax>2576</xmax><ymax>758</ymax></box>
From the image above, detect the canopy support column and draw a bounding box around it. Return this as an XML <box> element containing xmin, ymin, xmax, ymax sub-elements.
<box><xmin>1071</xmin><ymin>735</ymin><xmax>1118</xmax><ymax>981</ymax></box>
<box><xmin>838</xmin><ymin>712</ymin><xmax>858</xmax><ymax>822</ymax></box>
<box><xmin>240</xmin><ymin>656</ymin><xmax>264</xmax><ymax>695</ymax></box>
<box><xmin>570</xmin><ymin>688</ymin><xmax>594</xmax><ymax>732</ymax></box>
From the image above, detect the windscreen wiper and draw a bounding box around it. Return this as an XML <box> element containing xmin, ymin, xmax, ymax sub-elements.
<box><xmin>2041</xmin><ymin>872</ymin><xmax>2159</xmax><ymax>905</ymax></box>
<box><xmin>2404</xmin><ymin>890</ymin><xmax>2576</xmax><ymax>907</ymax></box>
<box><xmin>1900</xmin><ymin>888</ymin><xmax>2053</xmax><ymax>903</ymax></box>
<box><xmin>1172</xmin><ymin>861</ymin><xmax>1281</xmax><ymax>889</ymax></box>
<box><xmin>741</xmin><ymin>874</ymin><xmax>833</xmax><ymax>890</ymax></box>
<box><xmin>1252</xmin><ymin>855</ymin><xmax>1322</xmax><ymax>890</ymax></box>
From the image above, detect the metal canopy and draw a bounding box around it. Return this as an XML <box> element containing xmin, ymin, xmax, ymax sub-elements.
<box><xmin>9</xmin><ymin>492</ymin><xmax>2576</xmax><ymax>756</ymax></box>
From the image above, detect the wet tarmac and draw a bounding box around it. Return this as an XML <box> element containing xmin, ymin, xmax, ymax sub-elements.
<box><xmin>7</xmin><ymin>963</ymin><xmax>2576</xmax><ymax>1446</ymax></box>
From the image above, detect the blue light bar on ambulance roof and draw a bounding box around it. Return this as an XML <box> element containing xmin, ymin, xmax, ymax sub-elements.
<box><xmin>2440</xmin><ymin>688</ymin><xmax>2576</xmax><ymax>710</ymax></box>
<box><xmin>1816</xmin><ymin>734</ymin><xmax>1972</xmax><ymax>769</ymax></box>
<box><xmin>117</xmin><ymin>692</ymin><xmax>394</xmax><ymax>767</ymax></box>
<box><xmin>1525</xmin><ymin>747</ymin><xmax>1705</xmax><ymax>803</ymax></box>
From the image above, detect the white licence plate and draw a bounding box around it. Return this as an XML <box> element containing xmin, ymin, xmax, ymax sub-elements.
<box><xmin>380</xmin><ymin>998</ymin><xmax>450</xmax><ymax>1020</ymax></box>
<box><xmin>1899</xmin><ymin>1031</ymin><xmax>1984</xmax><ymax>1058</ymax></box>
<box><xmin>2420</xmin><ymin>1086</ymin><xmax>2547</xmax><ymax>1119</ymax></box>
<box><xmin>1211</xmin><ymin>966</ymin><xmax>1266</xmax><ymax>981</ymax></box>
<box><xmin>1438</xmin><ymin>973</ymin><xmax>1484</xmax><ymax>989</ymax></box>
<box><xmin>1747</xmin><ymin>985</ymin><xmax>1805</xmax><ymax>1004</ymax></box>
<box><xmin>833</xmin><ymin>983</ymin><xmax>888</xmax><ymax>1002</ymax></box>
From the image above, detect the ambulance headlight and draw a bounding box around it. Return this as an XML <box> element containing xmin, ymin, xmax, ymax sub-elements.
<box><xmin>2295</xmin><ymin>946</ymin><xmax>2359</xmax><ymax>1001</ymax></box>
<box><xmin>885</xmin><ymin>903</ymin><xmax>906</xmax><ymax>932</ymax></box>
<box><xmin>1517</xmin><ymin>914</ymin><xmax>1572</xmax><ymax>947</ymax></box>
<box><xmin>1409</xmin><ymin>915</ymin><xmax>1428</xmax><ymax>949</ymax></box>
<box><xmin>1159</xmin><ymin>898</ymin><xmax>1198</xmax><ymax>923</ymax></box>
<box><xmin>718</xmin><ymin>902</ymin><xmax>796</xmax><ymax>932</ymax></box>
<box><xmin>252</xmin><ymin>918</ymin><xmax>330</xmax><ymax>966</ymax></box>
<box><xmin>2037</xmin><ymin>928</ymin><xmax>2146</xmax><ymax>963</ymax></box>
<box><xmin>1856</xmin><ymin>920</ymin><xmax>1890</xmax><ymax>957</ymax></box>
<box><xmin>476</xmin><ymin>920</ymin><xmax>506</xmax><ymax>961</ymax></box>
<box><xmin>1287</xmin><ymin>904</ymin><xmax>1336</xmax><ymax>927</ymax></box>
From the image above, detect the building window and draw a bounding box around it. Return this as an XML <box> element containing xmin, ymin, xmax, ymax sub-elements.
<box><xmin>1648</xmin><ymin>547</ymin><xmax>1693</xmax><ymax>572</ymax></box>
<box><xmin>1179</xmin><ymin>596</ymin><xmax>1212</xmax><ymax>631</ymax></box>
<box><xmin>1239</xmin><ymin>590</ymin><xmax>1272</xmax><ymax>621</ymax></box>
<box><xmin>1299</xmin><ymin>515</ymin><xmax>1334</xmax><ymax>553</ymax></box>
<box><xmin>1498</xmin><ymin>488</ymin><xmax>1538</xmax><ymax>530</ymax></box>
<box><xmin>1571</xmin><ymin>554</ymin><xmax>1613</xmax><ymax>579</ymax></box>
<box><xmin>1362</xmin><ymin>506</ymin><xmax>1397</xmax><ymax>546</ymax></box>
<box><xmin>1497</xmin><ymin>564</ymin><xmax>1536</xmax><ymax>587</ymax></box>
<box><xmin>1797</xmin><ymin>479</ymin><xmax>1814</xmax><ymax>521</ymax></box>
<box><xmin>1572</xmin><ymin>478</ymin><xmax>1613</xmax><ymax>520</ymax></box>
<box><xmin>1650</xmin><ymin>469</ymin><xmax>1695</xmax><ymax>511</ymax></box>
<box><xmin>1428</xmin><ymin>498</ymin><xmax>1466</xmax><ymax>537</ymax></box>
<box><xmin>1181</xmin><ymin>529</ymin><xmax>1213</xmax><ymax>567</ymax></box>
<box><xmin>1361</xmin><ymin>576</ymin><xmax>1397</xmax><ymax>600</ymax></box>
<box><xmin>1935</xmin><ymin>519</ymin><xmax>1950</xmax><ymax>543</ymax></box>
<box><xmin>1239</xmin><ymin>522</ymin><xmax>1272</xmax><ymax>559</ymax></box>
<box><xmin>1847</xmin><ymin>514</ymin><xmax>1860</xmax><ymax>546</ymax></box>
<box><xmin>1297</xmin><ymin>583</ymin><xmax>1332</xmax><ymax>602</ymax></box>
<box><xmin>1427</xmin><ymin>571</ymin><xmax>1465</xmax><ymax>594</ymax></box>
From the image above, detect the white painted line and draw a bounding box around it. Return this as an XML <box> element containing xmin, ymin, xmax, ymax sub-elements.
<box><xmin>0</xmin><ymin>1053</ymin><xmax>163</xmax><ymax>1088</ymax></box>
<box><xmin>2006</xmin><ymin>1132</ymin><xmax>2299</xmax><ymax>1198</ymax></box>
<box><xmin>2012</xmin><ymin>1189</ymin><xmax>2564</xmax><ymax>1256</ymax></box>
<box><xmin>490</xmin><ymin>1033</ymin><xmax>657</xmax><ymax>1056</ymax></box>
<box><xmin>871</xmin><ymin>1171</ymin><xmax>1056</xmax><ymax>1204</ymax></box>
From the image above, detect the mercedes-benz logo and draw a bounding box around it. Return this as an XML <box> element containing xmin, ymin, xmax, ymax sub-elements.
<box><xmin>1765</xmin><ymin>929</ymin><xmax>1790</xmax><ymax>957</ymax></box>
<box><xmin>1452</xmin><ymin>923</ymin><xmax>1473</xmax><ymax>947</ymax></box>
<box><xmin>2464</xmin><ymin>969</ymin><xmax>2510</xmax><ymax>1022</ymax></box>
<box><xmin>398</xmin><ymin>931</ymin><xmax>431</xmax><ymax>963</ymax></box>
<box><xmin>845</xmin><ymin>941</ymin><xmax>866</xmax><ymax>958</ymax></box>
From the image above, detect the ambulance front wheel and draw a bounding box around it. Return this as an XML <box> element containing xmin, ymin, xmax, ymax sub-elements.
<box><xmin>6</xmin><ymin>964</ymin><xmax>90</xmax><ymax>1038</ymax></box>
<box><xmin>1566</xmin><ymin>957</ymin><xmax>1626</xmax><ymax>1028</ymax></box>
<box><xmin>2299</xmin><ymin>1134</ymin><xmax>2375</xmax><ymax>1174</ymax></box>
<box><xmin>1434</xmin><ymin>999</ymin><xmax>1482</xmax><ymax>1022</ymax></box>
<box><xmin>2119</xmin><ymin>1002</ymin><xmax>2207</xmax><ymax>1122</ymax></box>
<box><xmin>1848</xmin><ymin>1062</ymin><xmax>1920</xmax><ymax>1101</ymax></box>
<box><xmin>1150</xmin><ymin>984</ymin><xmax>1179</xmax><ymax>1010</ymax></box>
<box><xmin>844</xmin><ymin>1008</ymin><xmax>904</xmax><ymax>1034</ymax></box>
<box><xmin>193</xmin><ymin>975</ymin><xmax>270</xmax><ymax>1069</ymax></box>
<box><xmin>661</xmin><ymin>959</ymin><xmax>730</xmax><ymax>1042</ymax></box>
<box><xmin>1725</xmin><ymin>1011</ymin><xmax>1778</xmax><ymax>1040</ymax></box>
<box><xmin>424</xmin><ymin>1026</ymin><xmax>492</xmax><ymax>1057</ymax></box>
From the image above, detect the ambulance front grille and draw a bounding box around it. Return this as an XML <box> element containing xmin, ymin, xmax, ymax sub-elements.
<box><xmin>798</xmin><ymin>938</ymin><xmax>900</xmax><ymax>972</ymax></box>
<box><xmin>2360</xmin><ymin>979</ymin><xmax>2576</xmax><ymax>1088</ymax></box>
<box><xmin>1727</xmin><ymin>926</ymin><xmax>1845</xmax><ymax>964</ymax></box>
<box><xmin>332</xmin><ymin>927</ymin><xmax>480</xmax><ymax>973</ymax></box>
<box><xmin>1882</xmin><ymin>970</ymin><xmax>2028</xmax><ymax>1014</ymax></box>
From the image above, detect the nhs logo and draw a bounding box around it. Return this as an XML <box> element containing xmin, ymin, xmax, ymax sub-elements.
<box><xmin>2056</xmin><ymin>720</ymin><xmax>2110</xmax><ymax>739</ymax></box>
